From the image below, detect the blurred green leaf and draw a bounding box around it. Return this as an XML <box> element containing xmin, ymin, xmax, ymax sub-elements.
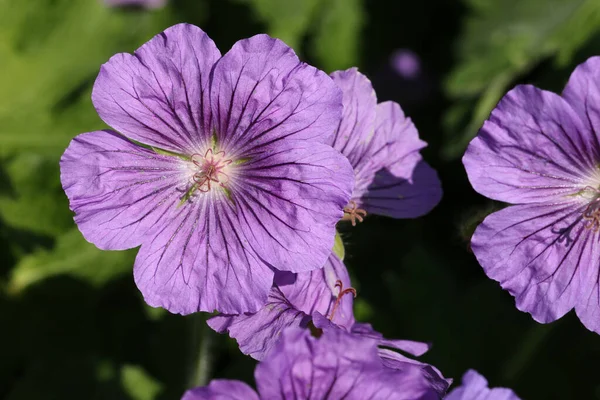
<box><xmin>0</xmin><ymin>0</ymin><xmax>173</xmax><ymax>156</ymax></box>
<box><xmin>8</xmin><ymin>229</ymin><xmax>135</xmax><ymax>293</ymax></box>
<box><xmin>443</xmin><ymin>0</ymin><xmax>600</xmax><ymax>158</ymax></box>
<box><xmin>0</xmin><ymin>153</ymin><xmax>72</xmax><ymax>236</ymax></box>
<box><xmin>121</xmin><ymin>364</ymin><xmax>163</xmax><ymax>400</ymax></box>
<box><xmin>310</xmin><ymin>0</ymin><xmax>364</xmax><ymax>72</ymax></box>
<box><xmin>237</xmin><ymin>0</ymin><xmax>322</xmax><ymax>50</ymax></box>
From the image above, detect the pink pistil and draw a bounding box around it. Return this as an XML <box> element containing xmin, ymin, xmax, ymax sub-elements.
<box><xmin>328</xmin><ymin>279</ymin><xmax>357</xmax><ymax>321</ymax></box>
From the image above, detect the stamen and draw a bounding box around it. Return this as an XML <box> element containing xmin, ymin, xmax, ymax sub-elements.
<box><xmin>189</xmin><ymin>148</ymin><xmax>232</xmax><ymax>193</ymax></box>
<box><xmin>342</xmin><ymin>200</ymin><xmax>368</xmax><ymax>226</ymax></box>
<box><xmin>328</xmin><ymin>279</ymin><xmax>357</xmax><ymax>321</ymax></box>
<box><xmin>583</xmin><ymin>199</ymin><xmax>600</xmax><ymax>232</ymax></box>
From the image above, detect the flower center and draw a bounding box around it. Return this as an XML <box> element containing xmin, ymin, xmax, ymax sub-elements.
<box><xmin>191</xmin><ymin>149</ymin><xmax>232</xmax><ymax>192</ymax></box>
<box><xmin>328</xmin><ymin>279</ymin><xmax>357</xmax><ymax>321</ymax></box>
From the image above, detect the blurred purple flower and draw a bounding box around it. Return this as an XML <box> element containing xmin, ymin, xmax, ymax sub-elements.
<box><xmin>183</xmin><ymin>327</ymin><xmax>445</xmax><ymax>400</ymax></box>
<box><xmin>391</xmin><ymin>49</ymin><xmax>422</xmax><ymax>80</ymax></box>
<box><xmin>104</xmin><ymin>0</ymin><xmax>167</xmax><ymax>9</ymax></box>
<box><xmin>60</xmin><ymin>23</ymin><xmax>354</xmax><ymax>315</ymax></box>
<box><xmin>463</xmin><ymin>56</ymin><xmax>600</xmax><ymax>334</ymax></box>
<box><xmin>208</xmin><ymin>253</ymin><xmax>450</xmax><ymax>397</ymax></box>
<box><xmin>329</xmin><ymin>68</ymin><xmax>441</xmax><ymax>223</ymax></box>
<box><xmin>445</xmin><ymin>370</ymin><xmax>520</xmax><ymax>400</ymax></box>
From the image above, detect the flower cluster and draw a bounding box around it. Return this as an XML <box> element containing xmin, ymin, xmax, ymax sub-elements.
<box><xmin>59</xmin><ymin>22</ymin><xmax>536</xmax><ymax>399</ymax></box>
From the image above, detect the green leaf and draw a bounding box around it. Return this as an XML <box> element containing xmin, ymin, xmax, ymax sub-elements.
<box><xmin>310</xmin><ymin>0</ymin><xmax>364</xmax><ymax>72</ymax></box>
<box><xmin>443</xmin><ymin>0</ymin><xmax>600</xmax><ymax>158</ymax></box>
<box><xmin>0</xmin><ymin>0</ymin><xmax>174</xmax><ymax>156</ymax></box>
<box><xmin>238</xmin><ymin>0</ymin><xmax>322</xmax><ymax>50</ymax></box>
<box><xmin>0</xmin><ymin>153</ymin><xmax>72</xmax><ymax>236</ymax></box>
<box><xmin>121</xmin><ymin>364</ymin><xmax>163</xmax><ymax>400</ymax></box>
<box><xmin>8</xmin><ymin>229</ymin><xmax>135</xmax><ymax>293</ymax></box>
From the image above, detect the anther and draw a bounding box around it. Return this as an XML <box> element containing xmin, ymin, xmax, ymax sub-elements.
<box><xmin>328</xmin><ymin>279</ymin><xmax>357</xmax><ymax>321</ymax></box>
<box><xmin>342</xmin><ymin>201</ymin><xmax>368</xmax><ymax>226</ymax></box>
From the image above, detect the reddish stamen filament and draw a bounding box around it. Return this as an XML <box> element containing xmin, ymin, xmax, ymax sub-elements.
<box><xmin>328</xmin><ymin>279</ymin><xmax>357</xmax><ymax>321</ymax></box>
<box><xmin>342</xmin><ymin>200</ymin><xmax>367</xmax><ymax>226</ymax></box>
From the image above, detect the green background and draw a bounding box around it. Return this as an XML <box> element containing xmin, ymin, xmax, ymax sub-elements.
<box><xmin>1</xmin><ymin>0</ymin><xmax>600</xmax><ymax>398</ymax></box>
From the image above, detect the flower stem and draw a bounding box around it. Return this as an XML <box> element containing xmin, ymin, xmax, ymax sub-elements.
<box><xmin>187</xmin><ymin>313</ymin><xmax>214</xmax><ymax>388</ymax></box>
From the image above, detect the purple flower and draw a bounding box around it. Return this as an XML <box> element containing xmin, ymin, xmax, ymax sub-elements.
<box><xmin>328</xmin><ymin>68</ymin><xmax>441</xmax><ymax>224</ymax></box>
<box><xmin>60</xmin><ymin>23</ymin><xmax>354</xmax><ymax>315</ymax></box>
<box><xmin>104</xmin><ymin>0</ymin><xmax>167</xmax><ymax>9</ymax></box>
<box><xmin>445</xmin><ymin>370</ymin><xmax>520</xmax><ymax>400</ymax></box>
<box><xmin>183</xmin><ymin>327</ymin><xmax>444</xmax><ymax>400</ymax></box>
<box><xmin>391</xmin><ymin>49</ymin><xmax>422</xmax><ymax>80</ymax></box>
<box><xmin>463</xmin><ymin>56</ymin><xmax>600</xmax><ymax>334</ymax></box>
<box><xmin>208</xmin><ymin>254</ymin><xmax>450</xmax><ymax>396</ymax></box>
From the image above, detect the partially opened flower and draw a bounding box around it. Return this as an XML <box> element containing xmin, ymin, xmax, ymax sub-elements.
<box><xmin>60</xmin><ymin>23</ymin><xmax>354</xmax><ymax>314</ymax></box>
<box><xmin>183</xmin><ymin>327</ymin><xmax>443</xmax><ymax>400</ymax></box>
<box><xmin>445</xmin><ymin>370</ymin><xmax>520</xmax><ymax>400</ymax></box>
<box><xmin>463</xmin><ymin>56</ymin><xmax>600</xmax><ymax>334</ymax></box>
<box><xmin>208</xmin><ymin>253</ymin><xmax>449</xmax><ymax>396</ymax></box>
<box><xmin>328</xmin><ymin>68</ymin><xmax>441</xmax><ymax>224</ymax></box>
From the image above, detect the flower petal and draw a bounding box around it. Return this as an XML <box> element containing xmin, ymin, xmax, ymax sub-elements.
<box><xmin>60</xmin><ymin>130</ymin><xmax>184</xmax><ymax>250</ymax></box>
<box><xmin>207</xmin><ymin>253</ymin><xmax>355</xmax><ymax>360</ymax></box>
<box><xmin>463</xmin><ymin>85</ymin><xmax>596</xmax><ymax>204</ymax></box>
<box><xmin>445</xmin><ymin>370</ymin><xmax>520</xmax><ymax>400</ymax></box>
<box><xmin>361</xmin><ymin>154</ymin><xmax>442</xmax><ymax>218</ymax></box>
<box><xmin>575</xmin><ymin>262</ymin><xmax>600</xmax><ymax>334</ymax></box>
<box><xmin>255</xmin><ymin>328</ymin><xmax>439</xmax><ymax>400</ymax></box>
<box><xmin>328</xmin><ymin>68</ymin><xmax>377</xmax><ymax>170</ymax></box>
<box><xmin>209</xmin><ymin>34</ymin><xmax>342</xmax><ymax>155</ymax></box>
<box><xmin>182</xmin><ymin>380</ymin><xmax>259</xmax><ymax>400</ymax></box>
<box><xmin>133</xmin><ymin>198</ymin><xmax>274</xmax><ymax>314</ymax></box>
<box><xmin>234</xmin><ymin>140</ymin><xmax>353</xmax><ymax>273</ymax></box>
<box><xmin>93</xmin><ymin>23</ymin><xmax>220</xmax><ymax>153</ymax></box>
<box><xmin>471</xmin><ymin>203</ymin><xmax>599</xmax><ymax>325</ymax></box>
<box><xmin>563</xmin><ymin>56</ymin><xmax>600</xmax><ymax>138</ymax></box>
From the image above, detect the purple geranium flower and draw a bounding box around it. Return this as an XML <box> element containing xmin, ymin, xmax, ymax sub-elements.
<box><xmin>463</xmin><ymin>56</ymin><xmax>600</xmax><ymax>334</ymax></box>
<box><xmin>208</xmin><ymin>254</ymin><xmax>450</xmax><ymax>397</ymax></box>
<box><xmin>445</xmin><ymin>370</ymin><xmax>520</xmax><ymax>400</ymax></box>
<box><xmin>104</xmin><ymin>0</ymin><xmax>167</xmax><ymax>9</ymax></box>
<box><xmin>328</xmin><ymin>68</ymin><xmax>441</xmax><ymax>225</ymax></box>
<box><xmin>183</xmin><ymin>327</ymin><xmax>444</xmax><ymax>400</ymax></box>
<box><xmin>60</xmin><ymin>23</ymin><xmax>354</xmax><ymax>314</ymax></box>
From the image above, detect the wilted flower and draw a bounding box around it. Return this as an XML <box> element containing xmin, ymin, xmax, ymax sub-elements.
<box><xmin>208</xmin><ymin>254</ymin><xmax>449</xmax><ymax>396</ymax></box>
<box><xmin>445</xmin><ymin>370</ymin><xmax>520</xmax><ymax>400</ymax></box>
<box><xmin>183</xmin><ymin>327</ymin><xmax>445</xmax><ymax>400</ymax></box>
<box><xmin>60</xmin><ymin>23</ymin><xmax>354</xmax><ymax>314</ymax></box>
<box><xmin>329</xmin><ymin>68</ymin><xmax>441</xmax><ymax>225</ymax></box>
<box><xmin>463</xmin><ymin>56</ymin><xmax>600</xmax><ymax>334</ymax></box>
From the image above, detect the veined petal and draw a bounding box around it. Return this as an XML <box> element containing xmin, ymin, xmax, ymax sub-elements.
<box><xmin>207</xmin><ymin>253</ymin><xmax>355</xmax><ymax>360</ymax></box>
<box><xmin>361</xmin><ymin>153</ymin><xmax>442</xmax><ymax>219</ymax></box>
<box><xmin>463</xmin><ymin>85</ymin><xmax>597</xmax><ymax>204</ymax></box>
<box><xmin>255</xmin><ymin>328</ymin><xmax>438</xmax><ymax>400</ymax></box>
<box><xmin>234</xmin><ymin>140</ymin><xmax>353</xmax><ymax>273</ymax></box>
<box><xmin>563</xmin><ymin>56</ymin><xmax>600</xmax><ymax>140</ymax></box>
<box><xmin>328</xmin><ymin>68</ymin><xmax>378</xmax><ymax>170</ymax></box>
<box><xmin>182</xmin><ymin>380</ymin><xmax>259</xmax><ymax>400</ymax></box>
<box><xmin>471</xmin><ymin>203</ymin><xmax>600</xmax><ymax>325</ymax></box>
<box><xmin>575</xmin><ymin>261</ymin><xmax>600</xmax><ymax>334</ymax></box>
<box><xmin>445</xmin><ymin>370</ymin><xmax>520</xmax><ymax>400</ymax></box>
<box><xmin>209</xmin><ymin>34</ymin><xmax>342</xmax><ymax>155</ymax></box>
<box><xmin>134</xmin><ymin>198</ymin><xmax>274</xmax><ymax>314</ymax></box>
<box><xmin>60</xmin><ymin>130</ymin><xmax>184</xmax><ymax>250</ymax></box>
<box><xmin>93</xmin><ymin>23</ymin><xmax>221</xmax><ymax>153</ymax></box>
